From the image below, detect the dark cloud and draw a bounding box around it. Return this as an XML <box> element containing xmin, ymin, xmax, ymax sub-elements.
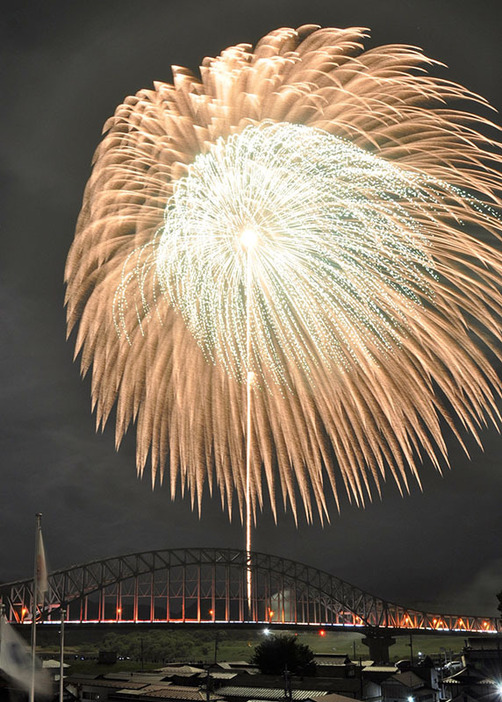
<box><xmin>1</xmin><ymin>0</ymin><xmax>502</xmax><ymax>618</ymax></box>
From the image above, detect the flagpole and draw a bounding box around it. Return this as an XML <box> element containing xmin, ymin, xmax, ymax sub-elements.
<box><xmin>59</xmin><ymin>607</ymin><xmax>66</xmax><ymax>702</ymax></box>
<box><xmin>0</xmin><ymin>602</ymin><xmax>5</xmax><ymax>643</ymax></box>
<box><xmin>31</xmin><ymin>513</ymin><xmax>42</xmax><ymax>702</ymax></box>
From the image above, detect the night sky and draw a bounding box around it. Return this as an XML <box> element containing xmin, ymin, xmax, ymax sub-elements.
<box><xmin>2</xmin><ymin>0</ymin><xmax>502</xmax><ymax>617</ymax></box>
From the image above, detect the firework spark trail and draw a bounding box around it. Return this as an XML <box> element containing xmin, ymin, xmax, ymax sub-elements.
<box><xmin>66</xmin><ymin>26</ymin><xmax>502</xmax><ymax>533</ymax></box>
<box><xmin>244</xmin><ymin>234</ymin><xmax>254</xmax><ymax>609</ymax></box>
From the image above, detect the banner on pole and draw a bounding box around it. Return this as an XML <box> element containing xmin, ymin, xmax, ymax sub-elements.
<box><xmin>0</xmin><ymin>616</ymin><xmax>51</xmax><ymax>695</ymax></box>
<box><xmin>36</xmin><ymin>527</ymin><xmax>48</xmax><ymax>604</ymax></box>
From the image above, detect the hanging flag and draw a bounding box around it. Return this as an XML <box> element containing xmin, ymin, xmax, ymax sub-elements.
<box><xmin>36</xmin><ymin>526</ymin><xmax>48</xmax><ymax>604</ymax></box>
<box><xmin>0</xmin><ymin>616</ymin><xmax>51</xmax><ymax>695</ymax></box>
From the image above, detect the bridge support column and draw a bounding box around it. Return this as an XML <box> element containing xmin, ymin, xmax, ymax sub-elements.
<box><xmin>361</xmin><ymin>630</ymin><xmax>396</xmax><ymax>663</ymax></box>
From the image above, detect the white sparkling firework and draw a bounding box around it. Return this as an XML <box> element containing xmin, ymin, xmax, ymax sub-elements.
<box><xmin>66</xmin><ymin>25</ymin><xmax>502</xmax><ymax>523</ymax></box>
<box><xmin>118</xmin><ymin>122</ymin><xmax>441</xmax><ymax>389</ymax></box>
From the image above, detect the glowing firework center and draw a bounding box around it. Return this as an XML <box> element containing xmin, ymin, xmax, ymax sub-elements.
<box><xmin>155</xmin><ymin>122</ymin><xmax>435</xmax><ymax>388</ymax></box>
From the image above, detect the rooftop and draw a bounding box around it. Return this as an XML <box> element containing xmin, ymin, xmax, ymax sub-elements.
<box><xmin>216</xmin><ymin>686</ymin><xmax>328</xmax><ymax>700</ymax></box>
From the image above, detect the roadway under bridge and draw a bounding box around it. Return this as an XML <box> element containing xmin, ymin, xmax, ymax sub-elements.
<box><xmin>1</xmin><ymin>547</ymin><xmax>499</xmax><ymax>661</ymax></box>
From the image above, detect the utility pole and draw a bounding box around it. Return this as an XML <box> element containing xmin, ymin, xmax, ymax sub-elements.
<box><xmin>214</xmin><ymin>630</ymin><xmax>220</xmax><ymax>665</ymax></box>
<box><xmin>206</xmin><ymin>666</ymin><xmax>212</xmax><ymax>702</ymax></box>
<box><xmin>59</xmin><ymin>607</ymin><xmax>66</xmax><ymax>702</ymax></box>
<box><xmin>283</xmin><ymin>666</ymin><xmax>292</xmax><ymax>701</ymax></box>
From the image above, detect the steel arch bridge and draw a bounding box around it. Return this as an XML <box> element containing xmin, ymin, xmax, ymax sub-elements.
<box><xmin>0</xmin><ymin>547</ymin><xmax>499</xmax><ymax>634</ymax></box>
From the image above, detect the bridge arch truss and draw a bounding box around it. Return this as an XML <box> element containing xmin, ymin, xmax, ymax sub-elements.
<box><xmin>1</xmin><ymin>548</ymin><xmax>499</xmax><ymax>634</ymax></box>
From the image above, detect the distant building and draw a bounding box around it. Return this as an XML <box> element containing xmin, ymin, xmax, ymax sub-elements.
<box><xmin>440</xmin><ymin>636</ymin><xmax>502</xmax><ymax>702</ymax></box>
<box><xmin>462</xmin><ymin>637</ymin><xmax>502</xmax><ymax>677</ymax></box>
<box><xmin>66</xmin><ymin>677</ymin><xmax>223</xmax><ymax>702</ymax></box>
<box><xmin>380</xmin><ymin>670</ymin><xmax>437</xmax><ymax>702</ymax></box>
<box><xmin>441</xmin><ymin>666</ymin><xmax>501</xmax><ymax>702</ymax></box>
<box><xmin>313</xmin><ymin>654</ymin><xmax>357</xmax><ymax>678</ymax></box>
<box><xmin>61</xmin><ymin>638</ymin><xmax>502</xmax><ymax>702</ymax></box>
<box><xmin>362</xmin><ymin>665</ymin><xmax>399</xmax><ymax>702</ymax></box>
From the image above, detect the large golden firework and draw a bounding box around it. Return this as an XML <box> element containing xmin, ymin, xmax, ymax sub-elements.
<box><xmin>66</xmin><ymin>25</ymin><xmax>502</xmax><ymax>524</ymax></box>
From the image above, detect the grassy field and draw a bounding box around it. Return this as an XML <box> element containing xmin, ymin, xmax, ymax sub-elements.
<box><xmin>38</xmin><ymin>628</ymin><xmax>469</xmax><ymax>677</ymax></box>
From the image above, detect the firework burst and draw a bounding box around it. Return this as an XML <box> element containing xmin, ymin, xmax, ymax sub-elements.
<box><xmin>66</xmin><ymin>25</ymin><xmax>502</xmax><ymax>523</ymax></box>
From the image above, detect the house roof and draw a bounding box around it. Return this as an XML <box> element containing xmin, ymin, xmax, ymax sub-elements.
<box><xmin>104</xmin><ymin>672</ymin><xmax>167</xmax><ymax>683</ymax></box>
<box><xmin>118</xmin><ymin>688</ymin><xmax>220</xmax><ymax>700</ymax></box>
<box><xmin>442</xmin><ymin>667</ymin><xmax>486</xmax><ymax>685</ymax></box>
<box><xmin>216</xmin><ymin>662</ymin><xmax>258</xmax><ymax>673</ymax></box>
<box><xmin>211</xmin><ymin>672</ymin><xmax>239</xmax><ymax>680</ymax></box>
<box><xmin>67</xmin><ymin>679</ymin><xmax>222</xmax><ymax>702</ymax></box>
<box><xmin>66</xmin><ymin>676</ymin><xmax>146</xmax><ymax>689</ymax></box>
<box><xmin>309</xmin><ymin>693</ymin><xmax>358</xmax><ymax>702</ymax></box>
<box><xmin>385</xmin><ymin>671</ymin><xmax>425</xmax><ymax>689</ymax></box>
<box><xmin>314</xmin><ymin>656</ymin><xmax>352</xmax><ymax>667</ymax></box>
<box><xmin>159</xmin><ymin>666</ymin><xmax>206</xmax><ymax>676</ymax></box>
<box><xmin>42</xmin><ymin>659</ymin><xmax>70</xmax><ymax>668</ymax></box>
<box><xmin>216</xmin><ymin>686</ymin><xmax>328</xmax><ymax>700</ymax></box>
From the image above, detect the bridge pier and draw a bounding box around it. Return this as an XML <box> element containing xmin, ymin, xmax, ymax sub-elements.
<box><xmin>362</xmin><ymin>630</ymin><xmax>396</xmax><ymax>663</ymax></box>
